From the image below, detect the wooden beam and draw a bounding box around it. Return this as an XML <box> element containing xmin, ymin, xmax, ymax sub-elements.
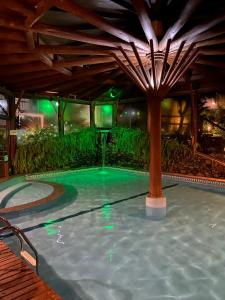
<box><xmin>53</xmin><ymin>79</ymin><xmax>95</xmax><ymax>94</ymax></box>
<box><xmin>149</xmin><ymin>39</ymin><xmax>156</xmax><ymax>90</ymax></box>
<box><xmin>54</xmin><ymin>0</ymin><xmax>149</xmax><ymax>51</ymax></box>
<box><xmin>53</xmin><ymin>66</ymin><xmax>72</xmax><ymax>76</ymax></box>
<box><xmin>25</xmin><ymin>30</ymin><xmax>72</xmax><ymax>76</ymax></box>
<box><xmin>32</xmin><ymin>63</ymin><xmax>119</xmax><ymax>91</ymax></box>
<box><xmin>196</xmin><ymin>58</ymin><xmax>225</xmax><ymax>69</ymax></box>
<box><xmin>32</xmin><ymin>23</ymin><xmax>135</xmax><ymax>51</ymax></box>
<box><xmin>162</xmin><ymin>41</ymin><xmax>185</xmax><ymax>86</ymax></box>
<box><xmin>26</xmin><ymin>0</ymin><xmax>54</xmax><ymax>27</ymax></box>
<box><xmin>0</xmin><ymin>54</ymin><xmax>39</xmax><ymax>65</ymax></box>
<box><xmin>0</xmin><ymin>15</ymin><xmax>25</xmax><ymax>31</ymax></box>
<box><xmin>0</xmin><ymin>42</ymin><xmax>30</xmax><ymax>54</ymax></box>
<box><xmin>159</xmin><ymin>39</ymin><xmax>171</xmax><ymax>86</ymax></box>
<box><xmin>26</xmin><ymin>31</ymin><xmax>53</xmax><ymax>67</ymax></box>
<box><xmin>199</xmin><ymin>48</ymin><xmax>225</xmax><ymax>56</ymax></box>
<box><xmin>167</xmin><ymin>43</ymin><xmax>198</xmax><ymax>86</ymax></box>
<box><xmin>159</xmin><ymin>0</ymin><xmax>202</xmax><ymax>51</ymax></box>
<box><xmin>0</xmin><ymin>29</ymin><xmax>26</xmax><ymax>42</ymax></box>
<box><xmin>170</xmin><ymin>48</ymin><xmax>199</xmax><ymax>87</ymax></box>
<box><xmin>36</xmin><ymin>44</ymin><xmax>146</xmax><ymax>56</ymax></box>
<box><xmin>25</xmin><ymin>30</ymin><xmax>36</xmax><ymax>50</ymax></box>
<box><xmin>198</xmin><ymin>37</ymin><xmax>225</xmax><ymax>47</ymax></box>
<box><xmin>132</xmin><ymin>0</ymin><xmax>158</xmax><ymax>48</ymax></box>
<box><xmin>53</xmin><ymin>56</ymin><xmax>115</xmax><ymax>68</ymax></box>
<box><xmin>166</xmin><ymin>43</ymin><xmax>196</xmax><ymax>87</ymax></box>
<box><xmin>0</xmin><ymin>15</ymin><xmax>137</xmax><ymax>52</ymax></box>
<box><xmin>0</xmin><ymin>1</ymin><xmax>34</xmax><ymax>16</ymax></box>
<box><xmin>4</xmin><ymin>70</ymin><xmax>58</xmax><ymax>84</ymax></box>
<box><xmin>36</xmin><ymin>45</ymin><xmax>111</xmax><ymax>56</ymax></box>
<box><xmin>171</xmin><ymin>11</ymin><xmax>225</xmax><ymax>50</ymax></box>
<box><xmin>119</xmin><ymin>46</ymin><xmax>148</xmax><ymax>89</ymax></box>
<box><xmin>130</xmin><ymin>42</ymin><xmax>150</xmax><ymax>86</ymax></box>
<box><xmin>0</xmin><ymin>62</ymin><xmax>50</xmax><ymax>75</ymax></box>
<box><xmin>112</xmin><ymin>53</ymin><xmax>146</xmax><ymax>92</ymax></box>
<box><xmin>194</xmin><ymin>25</ymin><xmax>225</xmax><ymax>44</ymax></box>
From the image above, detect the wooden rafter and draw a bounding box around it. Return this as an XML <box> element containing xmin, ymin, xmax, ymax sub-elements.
<box><xmin>170</xmin><ymin>48</ymin><xmax>199</xmax><ymax>87</ymax></box>
<box><xmin>159</xmin><ymin>0</ymin><xmax>203</xmax><ymax>51</ymax></box>
<box><xmin>119</xmin><ymin>46</ymin><xmax>148</xmax><ymax>89</ymax></box>
<box><xmin>162</xmin><ymin>41</ymin><xmax>185</xmax><ymax>86</ymax></box>
<box><xmin>26</xmin><ymin>0</ymin><xmax>54</xmax><ymax>27</ymax></box>
<box><xmin>0</xmin><ymin>54</ymin><xmax>38</xmax><ymax>65</ymax></box>
<box><xmin>159</xmin><ymin>39</ymin><xmax>171</xmax><ymax>86</ymax></box>
<box><xmin>130</xmin><ymin>42</ymin><xmax>150</xmax><ymax>87</ymax></box>
<box><xmin>0</xmin><ymin>1</ymin><xmax>34</xmax><ymax>16</ymax></box>
<box><xmin>0</xmin><ymin>0</ymin><xmax>224</xmax><ymax>97</ymax></box>
<box><xmin>111</xmin><ymin>53</ymin><xmax>146</xmax><ymax>92</ymax></box>
<box><xmin>132</xmin><ymin>0</ymin><xmax>158</xmax><ymax>48</ymax></box>
<box><xmin>30</xmin><ymin>63</ymin><xmax>119</xmax><ymax>91</ymax></box>
<box><xmin>54</xmin><ymin>0</ymin><xmax>149</xmax><ymax>51</ymax></box>
<box><xmin>196</xmin><ymin>58</ymin><xmax>225</xmax><ymax>69</ymax></box>
<box><xmin>150</xmin><ymin>39</ymin><xmax>156</xmax><ymax>89</ymax></box>
<box><xmin>32</xmin><ymin>24</ymin><xmax>135</xmax><ymax>51</ymax></box>
<box><xmin>25</xmin><ymin>30</ymin><xmax>72</xmax><ymax>76</ymax></box>
<box><xmin>165</xmin><ymin>43</ymin><xmax>196</xmax><ymax>86</ymax></box>
<box><xmin>171</xmin><ymin>11</ymin><xmax>225</xmax><ymax>50</ymax></box>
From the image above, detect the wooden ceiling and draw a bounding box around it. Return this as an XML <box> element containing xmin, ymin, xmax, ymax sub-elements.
<box><xmin>0</xmin><ymin>0</ymin><xmax>225</xmax><ymax>99</ymax></box>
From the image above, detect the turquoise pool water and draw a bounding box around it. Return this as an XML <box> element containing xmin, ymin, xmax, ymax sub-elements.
<box><xmin>2</xmin><ymin>167</ymin><xmax>225</xmax><ymax>300</ymax></box>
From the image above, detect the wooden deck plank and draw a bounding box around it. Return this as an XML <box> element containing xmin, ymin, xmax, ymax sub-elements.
<box><xmin>0</xmin><ymin>272</ymin><xmax>37</xmax><ymax>292</ymax></box>
<box><xmin>0</xmin><ymin>269</ymin><xmax>31</xmax><ymax>283</ymax></box>
<box><xmin>0</xmin><ymin>241</ymin><xmax>62</xmax><ymax>300</ymax></box>
<box><xmin>3</xmin><ymin>281</ymin><xmax>49</xmax><ymax>300</ymax></box>
<box><xmin>0</xmin><ymin>257</ymin><xmax>23</xmax><ymax>269</ymax></box>
<box><xmin>0</xmin><ymin>269</ymin><xmax>33</xmax><ymax>285</ymax></box>
<box><xmin>0</xmin><ymin>253</ymin><xmax>20</xmax><ymax>266</ymax></box>
<box><xmin>1</xmin><ymin>277</ymin><xmax>42</xmax><ymax>297</ymax></box>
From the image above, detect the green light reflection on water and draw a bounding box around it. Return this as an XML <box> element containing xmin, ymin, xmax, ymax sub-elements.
<box><xmin>103</xmin><ymin>225</ymin><xmax>114</xmax><ymax>229</ymax></box>
<box><xmin>98</xmin><ymin>170</ymin><xmax>110</xmax><ymax>175</ymax></box>
<box><xmin>44</xmin><ymin>219</ymin><xmax>58</xmax><ymax>235</ymax></box>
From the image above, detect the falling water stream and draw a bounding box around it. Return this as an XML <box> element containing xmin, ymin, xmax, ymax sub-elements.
<box><xmin>100</xmin><ymin>130</ymin><xmax>109</xmax><ymax>168</ymax></box>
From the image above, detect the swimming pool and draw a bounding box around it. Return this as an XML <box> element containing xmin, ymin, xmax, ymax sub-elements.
<box><xmin>3</xmin><ymin>167</ymin><xmax>225</xmax><ymax>300</ymax></box>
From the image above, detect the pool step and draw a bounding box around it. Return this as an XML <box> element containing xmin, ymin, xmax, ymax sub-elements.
<box><xmin>0</xmin><ymin>182</ymin><xmax>31</xmax><ymax>209</ymax></box>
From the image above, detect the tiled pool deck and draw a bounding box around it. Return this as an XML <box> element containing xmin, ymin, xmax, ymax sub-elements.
<box><xmin>1</xmin><ymin>167</ymin><xmax>225</xmax><ymax>300</ymax></box>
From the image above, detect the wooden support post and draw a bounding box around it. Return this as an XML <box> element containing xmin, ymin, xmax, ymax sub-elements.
<box><xmin>146</xmin><ymin>94</ymin><xmax>166</xmax><ymax>219</ymax></box>
<box><xmin>58</xmin><ymin>100</ymin><xmax>64</xmax><ymax>136</ymax></box>
<box><xmin>90</xmin><ymin>101</ymin><xmax>95</xmax><ymax>127</ymax></box>
<box><xmin>8</xmin><ymin>97</ymin><xmax>17</xmax><ymax>174</ymax></box>
<box><xmin>191</xmin><ymin>89</ymin><xmax>198</xmax><ymax>151</ymax></box>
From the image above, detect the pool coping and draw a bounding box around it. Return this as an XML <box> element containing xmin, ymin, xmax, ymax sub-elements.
<box><xmin>24</xmin><ymin>166</ymin><xmax>225</xmax><ymax>191</ymax></box>
<box><xmin>0</xmin><ymin>181</ymin><xmax>64</xmax><ymax>214</ymax></box>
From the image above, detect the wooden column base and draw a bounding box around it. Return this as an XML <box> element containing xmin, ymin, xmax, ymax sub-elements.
<box><xmin>146</xmin><ymin>196</ymin><xmax>167</xmax><ymax>220</ymax></box>
<box><xmin>2</xmin><ymin>162</ymin><xmax>9</xmax><ymax>178</ymax></box>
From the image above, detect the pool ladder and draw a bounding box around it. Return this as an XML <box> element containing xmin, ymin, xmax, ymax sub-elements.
<box><xmin>0</xmin><ymin>216</ymin><xmax>39</xmax><ymax>274</ymax></box>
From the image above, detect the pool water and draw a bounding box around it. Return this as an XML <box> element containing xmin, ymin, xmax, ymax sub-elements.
<box><xmin>3</xmin><ymin>167</ymin><xmax>225</xmax><ymax>300</ymax></box>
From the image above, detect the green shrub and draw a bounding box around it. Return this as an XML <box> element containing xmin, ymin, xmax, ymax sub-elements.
<box><xmin>14</xmin><ymin>127</ymin><xmax>97</xmax><ymax>174</ymax></box>
<box><xmin>14</xmin><ymin>127</ymin><xmax>192</xmax><ymax>174</ymax></box>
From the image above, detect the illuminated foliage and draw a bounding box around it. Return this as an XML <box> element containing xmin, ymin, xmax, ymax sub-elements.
<box><xmin>14</xmin><ymin>127</ymin><xmax>192</xmax><ymax>174</ymax></box>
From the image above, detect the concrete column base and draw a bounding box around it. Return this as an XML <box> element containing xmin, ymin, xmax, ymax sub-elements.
<box><xmin>146</xmin><ymin>196</ymin><xmax>166</xmax><ymax>220</ymax></box>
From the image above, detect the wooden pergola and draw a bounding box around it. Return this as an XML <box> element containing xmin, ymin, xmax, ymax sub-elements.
<box><xmin>0</xmin><ymin>0</ymin><xmax>225</xmax><ymax>218</ymax></box>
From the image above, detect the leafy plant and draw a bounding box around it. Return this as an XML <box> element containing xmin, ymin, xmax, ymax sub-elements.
<box><xmin>14</xmin><ymin>126</ymin><xmax>193</xmax><ymax>174</ymax></box>
<box><xmin>14</xmin><ymin>127</ymin><xmax>97</xmax><ymax>174</ymax></box>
